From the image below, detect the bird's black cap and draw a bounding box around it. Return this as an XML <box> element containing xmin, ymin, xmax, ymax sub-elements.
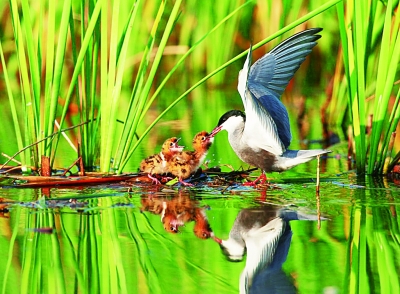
<box><xmin>217</xmin><ymin>110</ymin><xmax>246</xmax><ymax>126</ymax></box>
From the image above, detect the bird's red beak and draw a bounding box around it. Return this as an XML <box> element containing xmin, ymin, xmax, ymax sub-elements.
<box><xmin>209</xmin><ymin>125</ymin><xmax>223</xmax><ymax>138</ymax></box>
<box><xmin>170</xmin><ymin>138</ymin><xmax>184</xmax><ymax>152</ymax></box>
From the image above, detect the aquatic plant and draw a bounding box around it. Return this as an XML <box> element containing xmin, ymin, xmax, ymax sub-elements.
<box><xmin>334</xmin><ymin>0</ymin><xmax>400</xmax><ymax>174</ymax></box>
<box><xmin>4</xmin><ymin>0</ymin><xmax>387</xmax><ymax>177</ymax></box>
<box><xmin>0</xmin><ymin>0</ymin><xmax>249</xmax><ymax>174</ymax></box>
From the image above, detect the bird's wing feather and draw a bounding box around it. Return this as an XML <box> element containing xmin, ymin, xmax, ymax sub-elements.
<box><xmin>247</xmin><ymin>28</ymin><xmax>322</xmax><ymax>149</ymax></box>
<box><xmin>243</xmin><ymin>91</ymin><xmax>285</xmax><ymax>155</ymax></box>
<box><xmin>237</xmin><ymin>47</ymin><xmax>252</xmax><ymax>101</ymax></box>
<box><xmin>238</xmin><ymin>46</ymin><xmax>285</xmax><ymax>155</ymax></box>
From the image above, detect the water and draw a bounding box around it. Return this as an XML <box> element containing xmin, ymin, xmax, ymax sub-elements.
<box><xmin>1</xmin><ymin>86</ymin><xmax>399</xmax><ymax>293</ymax></box>
<box><xmin>1</xmin><ymin>164</ymin><xmax>399</xmax><ymax>293</ymax></box>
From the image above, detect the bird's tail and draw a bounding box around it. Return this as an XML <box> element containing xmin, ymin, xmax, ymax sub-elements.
<box><xmin>277</xmin><ymin>149</ymin><xmax>331</xmax><ymax>170</ymax></box>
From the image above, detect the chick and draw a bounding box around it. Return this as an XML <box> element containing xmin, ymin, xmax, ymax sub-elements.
<box><xmin>140</xmin><ymin>137</ymin><xmax>184</xmax><ymax>184</ymax></box>
<box><xmin>168</xmin><ymin>131</ymin><xmax>214</xmax><ymax>186</ymax></box>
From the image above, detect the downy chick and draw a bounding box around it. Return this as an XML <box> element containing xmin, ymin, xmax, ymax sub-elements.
<box><xmin>140</xmin><ymin>137</ymin><xmax>184</xmax><ymax>184</ymax></box>
<box><xmin>168</xmin><ymin>131</ymin><xmax>214</xmax><ymax>186</ymax></box>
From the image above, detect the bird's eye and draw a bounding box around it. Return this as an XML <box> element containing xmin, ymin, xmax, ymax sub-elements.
<box><xmin>170</xmin><ymin>142</ymin><xmax>174</xmax><ymax>146</ymax></box>
<box><xmin>201</xmin><ymin>137</ymin><xmax>206</xmax><ymax>141</ymax></box>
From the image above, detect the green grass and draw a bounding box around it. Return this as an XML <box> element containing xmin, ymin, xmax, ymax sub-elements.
<box><xmin>0</xmin><ymin>0</ymin><xmax>250</xmax><ymax>174</ymax></box>
<box><xmin>336</xmin><ymin>0</ymin><xmax>400</xmax><ymax>174</ymax></box>
<box><xmin>1</xmin><ymin>0</ymin><xmax>398</xmax><ymax>175</ymax></box>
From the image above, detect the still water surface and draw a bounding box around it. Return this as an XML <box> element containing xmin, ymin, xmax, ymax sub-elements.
<box><xmin>1</xmin><ymin>158</ymin><xmax>399</xmax><ymax>293</ymax></box>
<box><xmin>1</xmin><ymin>87</ymin><xmax>399</xmax><ymax>293</ymax></box>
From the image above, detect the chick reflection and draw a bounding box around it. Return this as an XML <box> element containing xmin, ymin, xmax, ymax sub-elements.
<box><xmin>140</xmin><ymin>193</ymin><xmax>213</xmax><ymax>239</ymax></box>
<box><xmin>213</xmin><ymin>204</ymin><xmax>321</xmax><ymax>294</ymax></box>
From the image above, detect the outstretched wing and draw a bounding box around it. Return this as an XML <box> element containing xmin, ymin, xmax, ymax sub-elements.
<box><xmin>247</xmin><ymin>28</ymin><xmax>323</xmax><ymax>149</ymax></box>
<box><xmin>238</xmin><ymin>46</ymin><xmax>285</xmax><ymax>156</ymax></box>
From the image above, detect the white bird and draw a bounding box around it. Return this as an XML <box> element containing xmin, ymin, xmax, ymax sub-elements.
<box><xmin>213</xmin><ymin>205</ymin><xmax>323</xmax><ymax>294</ymax></box>
<box><xmin>210</xmin><ymin>28</ymin><xmax>331</xmax><ymax>185</ymax></box>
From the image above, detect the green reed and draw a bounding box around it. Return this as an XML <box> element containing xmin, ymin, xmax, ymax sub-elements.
<box><xmin>110</xmin><ymin>0</ymin><xmax>184</xmax><ymax>173</ymax></box>
<box><xmin>114</xmin><ymin>0</ymin><xmax>254</xmax><ymax>173</ymax></box>
<box><xmin>178</xmin><ymin>0</ymin><xmax>244</xmax><ymax>86</ymax></box>
<box><xmin>336</xmin><ymin>0</ymin><xmax>400</xmax><ymax>174</ymax></box>
<box><xmin>1</xmin><ymin>0</ymin><xmax>250</xmax><ymax>174</ymax></box>
<box><xmin>3</xmin><ymin>0</ymin><xmax>95</xmax><ymax>172</ymax></box>
<box><xmin>121</xmin><ymin>0</ymin><xmax>342</xmax><ymax>174</ymax></box>
<box><xmin>6</xmin><ymin>0</ymin><xmax>393</xmax><ymax>176</ymax></box>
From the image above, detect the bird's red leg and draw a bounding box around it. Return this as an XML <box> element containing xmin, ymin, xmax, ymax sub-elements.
<box><xmin>243</xmin><ymin>172</ymin><xmax>267</xmax><ymax>186</ymax></box>
<box><xmin>258</xmin><ymin>173</ymin><xmax>267</xmax><ymax>184</ymax></box>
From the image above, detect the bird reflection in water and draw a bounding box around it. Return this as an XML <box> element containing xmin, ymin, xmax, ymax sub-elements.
<box><xmin>140</xmin><ymin>193</ymin><xmax>213</xmax><ymax>239</ymax></box>
<box><xmin>213</xmin><ymin>203</ymin><xmax>323</xmax><ymax>294</ymax></box>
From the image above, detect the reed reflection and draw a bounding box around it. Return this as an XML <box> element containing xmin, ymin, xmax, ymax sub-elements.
<box><xmin>213</xmin><ymin>203</ymin><xmax>323</xmax><ymax>294</ymax></box>
<box><xmin>140</xmin><ymin>192</ymin><xmax>213</xmax><ymax>239</ymax></box>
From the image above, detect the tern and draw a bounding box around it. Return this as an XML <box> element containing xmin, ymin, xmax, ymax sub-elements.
<box><xmin>210</xmin><ymin>28</ymin><xmax>331</xmax><ymax>185</ymax></box>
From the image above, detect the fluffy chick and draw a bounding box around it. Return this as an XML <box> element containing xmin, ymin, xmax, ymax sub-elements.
<box><xmin>140</xmin><ymin>137</ymin><xmax>184</xmax><ymax>184</ymax></box>
<box><xmin>168</xmin><ymin>131</ymin><xmax>214</xmax><ymax>186</ymax></box>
